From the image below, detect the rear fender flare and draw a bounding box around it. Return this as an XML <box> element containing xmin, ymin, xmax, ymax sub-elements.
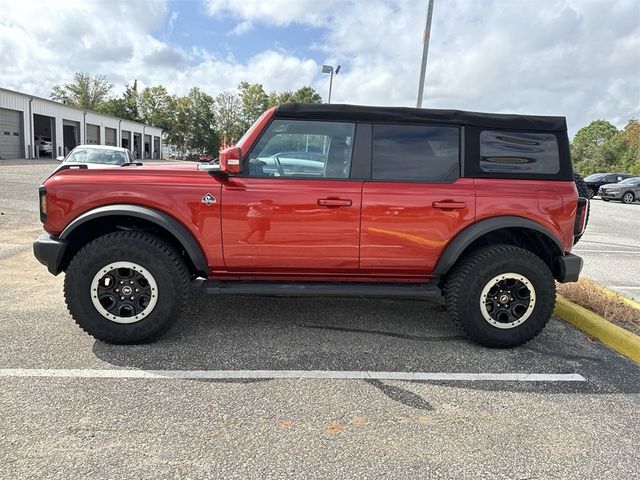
<box><xmin>433</xmin><ymin>216</ymin><xmax>564</xmax><ymax>276</ymax></box>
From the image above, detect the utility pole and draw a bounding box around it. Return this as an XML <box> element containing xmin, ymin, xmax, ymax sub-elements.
<box><xmin>416</xmin><ymin>0</ymin><xmax>435</xmax><ymax>108</ymax></box>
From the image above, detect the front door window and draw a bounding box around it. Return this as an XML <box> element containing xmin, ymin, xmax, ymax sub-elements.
<box><xmin>244</xmin><ymin>120</ymin><xmax>355</xmax><ymax>179</ymax></box>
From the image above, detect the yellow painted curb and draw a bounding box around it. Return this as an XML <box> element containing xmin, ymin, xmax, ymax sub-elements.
<box><xmin>555</xmin><ymin>295</ymin><xmax>640</xmax><ymax>363</ymax></box>
<box><xmin>602</xmin><ymin>287</ymin><xmax>640</xmax><ymax>311</ymax></box>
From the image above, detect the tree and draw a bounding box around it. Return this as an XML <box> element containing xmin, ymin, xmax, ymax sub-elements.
<box><xmin>98</xmin><ymin>97</ymin><xmax>129</xmax><ymax>119</ymax></box>
<box><xmin>215</xmin><ymin>91</ymin><xmax>243</xmax><ymax>146</ymax></box>
<box><xmin>571</xmin><ymin>120</ymin><xmax>618</xmax><ymax>174</ymax></box>
<box><xmin>186</xmin><ymin>87</ymin><xmax>217</xmax><ymax>154</ymax></box>
<box><xmin>291</xmin><ymin>86</ymin><xmax>323</xmax><ymax>104</ymax></box>
<box><xmin>139</xmin><ymin>85</ymin><xmax>176</xmax><ymax>131</ymax></box>
<box><xmin>50</xmin><ymin>72</ymin><xmax>113</xmax><ymax>110</ymax></box>
<box><xmin>238</xmin><ymin>82</ymin><xmax>269</xmax><ymax>131</ymax></box>
<box><xmin>122</xmin><ymin>80</ymin><xmax>141</xmax><ymax>122</ymax></box>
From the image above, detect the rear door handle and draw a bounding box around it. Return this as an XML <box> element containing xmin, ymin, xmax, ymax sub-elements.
<box><xmin>432</xmin><ymin>201</ymin><xmax>466</xmax><ymax>210</ymax></box>
<box><xmin>318</xmin><ymin>198</ymin><xmax>352</xmax><ymax>207</ymax></box>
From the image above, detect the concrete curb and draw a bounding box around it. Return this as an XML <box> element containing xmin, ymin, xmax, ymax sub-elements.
<box><xmin>601</xmin><ymin>287</ymin><xmax>640</xmax><ymax>311</ymax></box>
<box><xmin>555</xmin><ymin>295</ymin><xmax>640</xmax><ymax>364</ymax></box>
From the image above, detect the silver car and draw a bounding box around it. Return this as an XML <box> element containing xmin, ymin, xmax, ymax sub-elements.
<box><xmin>598</xmin><ymin>177</ymin><xmax>640</xmax><ymax>204</ymax></box>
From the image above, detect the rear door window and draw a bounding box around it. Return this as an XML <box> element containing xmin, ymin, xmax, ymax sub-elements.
<box><xmin>371</xmin><ymin>124</ymin><xmax>459</xmax><ymax>182</ymax></box>
<box><xmin>479</xmin><ymin>131</ymin><xmax>560</xmax><ymax>174</ymax></box>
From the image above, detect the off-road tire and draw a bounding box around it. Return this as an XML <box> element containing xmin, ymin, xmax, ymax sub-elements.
<box><xmin>573</xmin><ymin>172</ymin><xmax>590</xmax><ymax>244</ymax></box>
<box><xmin>444</xmin><ymin>245</ymin><xmax>555</xmax><ymax>348</ymax></box>
<box><xmin>64</xmin><ymin>231</ymin><xmax>190</xmax><ymax>344</ymax></box>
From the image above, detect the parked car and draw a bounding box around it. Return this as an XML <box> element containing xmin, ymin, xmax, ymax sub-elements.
<box><xmin>35</xmin><ymin>136</ymin><xmax>53</xmax><ymax>156</ymax></box>
<box><xmin>598</xmin><ymin>177</ymin><xmax>640</xmax><ymax>204</ymax></box>
<box><xmin>33</xmin><ymin>104</ymin><xmax>589</xmax><ymax>348</ymax></box>
<box><xmin>584</xmin><ymin>172</ymin><xmax>635</xmax><ymax>198</ymax></box>
<box><xmin>52</xmin><ymin>145</ymin><xmax>136</xmax><ymax>174</ymax></box>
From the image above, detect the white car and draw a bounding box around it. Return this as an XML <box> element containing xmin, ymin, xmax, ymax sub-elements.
<box><xmin>35</xmin><ymin>136</ymin><xmax>53</xmax><ymax>156</ymax></box>
<box><xmin>54</xmin><ymin>145</ymin><xmax>136</xmax><ymax>173</ymax></box>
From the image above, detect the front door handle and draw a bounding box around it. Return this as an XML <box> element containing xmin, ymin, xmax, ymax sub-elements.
<box><xmin>432</xmin><ymin>201</ymin><xmax>466</xmax><ymax>210</ymax></box>
<box><xmin>318</xmin><ymin>198</ymin><xmax>352</xmax><ymax>207</ymax></box>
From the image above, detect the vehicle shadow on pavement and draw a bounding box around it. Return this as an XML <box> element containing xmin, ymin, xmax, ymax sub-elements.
<box><xmin>92</xmin><ymin>286</ymin><xmax>640</xmax><ymax>396</ymax></box>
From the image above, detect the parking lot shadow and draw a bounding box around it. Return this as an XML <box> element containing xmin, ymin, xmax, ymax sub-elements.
<box><xmin>93</xmin><ymin>286</ymin><xmax>640</xmax><ymax>395</ymax></box>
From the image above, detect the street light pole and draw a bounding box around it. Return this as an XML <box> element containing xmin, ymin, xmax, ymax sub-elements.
<box><xmin>322</xmin><ymin>64</ymin><xmax>341</xmax><ymax>104</ymax></box>
<box><xmin>416</xmin><ymin>0</ymin><xmax>435</xmax><ymax>108</ymax></box>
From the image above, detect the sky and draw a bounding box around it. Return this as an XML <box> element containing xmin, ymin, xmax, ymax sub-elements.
<box><xmin>0</xmin><ymin>0</ymin><xmax>638</xmax><ymax>137</ymax></box>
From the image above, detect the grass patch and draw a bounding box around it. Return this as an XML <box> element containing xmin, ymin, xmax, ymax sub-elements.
<box><xmin>557</xmin><ymin>279</ymin><xmax>640</xmax><ymax>336</ymax></box>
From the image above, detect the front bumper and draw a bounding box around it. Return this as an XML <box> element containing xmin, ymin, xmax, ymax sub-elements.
<box><xmin>598</xmin><ymin>188</ymin><xmax>622</xmax><ymax>200</ymax></box>
<box><xmin>33</xmin><ymin>233</ymin><xmax>67</xmax><ymax>275</ymax></box>
<box><xmin>556</xmin><ymin>253</ymin><xmax>583</xmax><ymax>283</ymax></box>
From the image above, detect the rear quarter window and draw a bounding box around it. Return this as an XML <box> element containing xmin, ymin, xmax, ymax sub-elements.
<box><xmin>479</xmin><ymin>131</ymin><xmax>560</xmax><ymax>174</ymax></box>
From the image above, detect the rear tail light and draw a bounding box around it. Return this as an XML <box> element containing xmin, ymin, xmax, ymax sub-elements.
<box><xmin>38</xmin><ymin>185</ymin><xmax>47</xmax><ymax>223</ymax></box>
<box><xmin>574</xmin><ymin>197</ymin><xmax>588</xmax><ymax>236</ymax></box>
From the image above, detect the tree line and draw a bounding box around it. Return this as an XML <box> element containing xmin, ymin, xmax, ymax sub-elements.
<box><xmin>50</xmin><ymin>72</ymin><xmax>322</xmax><ymax>157</ymax></box>
<box><xmin>571</xmin><ymin>119</ymin><xmax>639</xmax><ymax>176</ymax></box>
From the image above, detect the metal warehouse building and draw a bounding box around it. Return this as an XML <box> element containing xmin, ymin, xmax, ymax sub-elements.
<box><xmin>0</xmin><ymin>87</ymin><xmax>162</xmax><ymax>160</ymax></box>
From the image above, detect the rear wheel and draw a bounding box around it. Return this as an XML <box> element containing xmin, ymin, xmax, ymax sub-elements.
<box><xmin>622</xmin><ymin>192</ymin><xmax>635</xmax><ymax>204</ymax></box>
<box><xmin>444</xmin><ymin>245</ymin><xmax>555</xmax><ymax>348</ymax></box>
<box><xmin>64</xmin><ymin>231</ymin><xmax>190</xmax><ymax>344</ymax></box>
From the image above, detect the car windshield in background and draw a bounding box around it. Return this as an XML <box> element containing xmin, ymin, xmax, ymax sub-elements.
<box><xmin>618</xmin><ymin>177</ymin><xmax>640</xmax><ymax>184</ymax></box>
<box><xmin>66</xmin><ymin>148</ymin><xmax>127</xmax><ymax>165</ymax></box>
<box><xmin>584</xmin><ymin>173</ymin><xmax>606</xmax><ymax>181</ymax></box>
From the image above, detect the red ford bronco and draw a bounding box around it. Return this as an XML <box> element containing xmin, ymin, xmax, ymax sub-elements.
<box><xmin>34</xmin><ymin>104</ymin><xmax>589</xmax><ymax>347</ymax></box>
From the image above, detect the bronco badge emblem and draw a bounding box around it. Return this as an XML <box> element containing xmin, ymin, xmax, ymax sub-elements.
<box><xmin>202</xmin><ymin>193</ymin><xmax>216</xmax><ymax>206</ymax></box>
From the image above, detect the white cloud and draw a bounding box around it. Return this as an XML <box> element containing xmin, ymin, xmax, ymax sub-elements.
<box><xmin>203</xmin><ymin>0</ymin><xmax>640</xmax><ymax>135</ymax></box>
<box><xmin>228</xmin><ymin>20</ymin><xmax>253</xmax><ymax>36</ymax></box>
<box><xmin>0</xmin><ymin>0</ymin><xmax>638</xmax><ymax>136</ymax></box>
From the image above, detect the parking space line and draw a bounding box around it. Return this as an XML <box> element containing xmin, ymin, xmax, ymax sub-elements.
<box><xmin>573</xmin><ymin>249</ymin><xmax>640</xmax><ymax>254</ymax></box>
<box><xmin>0</xmin><ymin>369</ymin><xmax>586</xmax><ymax>382</ymax></box>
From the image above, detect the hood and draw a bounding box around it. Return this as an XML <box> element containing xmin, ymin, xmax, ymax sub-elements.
<box><xmin>47</xmin><ymin>161</ymin><xmax>200</xmax><ymax>182</ymax></box>
<box><xmin>600</xmin><ymin>183</ymin><xmax>623</xmax><ymax>189</ymax></box>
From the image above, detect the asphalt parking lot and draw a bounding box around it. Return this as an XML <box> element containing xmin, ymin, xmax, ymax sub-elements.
<box><xmin>573</xmin><ymin>198</ymin><xmax>640</xmax><ymax>301</ymax></box>
<box><xmin>1</xmin><ymin>160</ymin><xmax>639</xmax><ymax>479</ymax></box>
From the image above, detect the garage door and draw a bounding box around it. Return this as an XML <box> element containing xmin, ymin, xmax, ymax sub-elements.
<box><xmin>105</xmin><ymin>127</ymin><xmax>117</xmax><ymax>146</ymax></box>
<box><xmin>86</xmin><ymin>124</ymin><xmax>100</xmax><ymax>145</ymax></box>
<box><xmin>0</xmin><ymin>107</ymin><xmax>24</xmax><ymax>159</ymax></box>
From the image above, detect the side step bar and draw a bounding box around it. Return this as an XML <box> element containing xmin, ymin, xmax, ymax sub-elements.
<box><xmin>201</xmin><ymin>281</ymin><xmax>440</xmax><ymax>298</ymax></box>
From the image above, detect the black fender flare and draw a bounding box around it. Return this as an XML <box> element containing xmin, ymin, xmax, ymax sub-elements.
<box><xmin>433</xmin><ymin>216</ymin><xmax>564</xmax><ymax>276</ymax></box>
<box><xmin>60</xmin><ymin>204</ymin><xmax>209</xmax><ymax>275</ymax></box>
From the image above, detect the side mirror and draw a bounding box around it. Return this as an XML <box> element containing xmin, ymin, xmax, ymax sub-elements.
<box><xmin>56</xmin><ymin>156</ymin><xmax>65</xmax><ymax>162</ymax></box>
<box><xmin>219</xmin><ymin>146</ymin><xmax>242</xmax><ymax>175</ymax></box>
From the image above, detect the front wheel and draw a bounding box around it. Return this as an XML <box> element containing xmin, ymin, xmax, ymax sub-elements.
<box><xmin>622</xmin><ymin>192</ymin><xmax>635</xmax><ymax>204</ymax></box>
<box><xmin>64</xmin><ymin>231</ymin><xmax>190</xmax><ymax>344</ymax></box>
<box><xmin>443</xmin><ymin>245</ymin><xmax>555</xmax><ymax>348</ymax></box>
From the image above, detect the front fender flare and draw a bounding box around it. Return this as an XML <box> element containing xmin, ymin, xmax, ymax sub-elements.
<box><xmin>60</xmin><ymin>204</ymin><xmax>209</xmax><ymax>275</ymax></box>
<box><xmin>433</xmin><ymin>216</ymin><xmax>564</xmax><ymax>276</ymax></box>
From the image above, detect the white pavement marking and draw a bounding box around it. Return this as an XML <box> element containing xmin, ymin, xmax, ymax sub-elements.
<box><xmin>573</xmin><ymin>249</ymin><xmax>640</xmax><ymax>254</ymax></box>
<box><xmin>0</xmin><ymin>369</ymin><xmax>586</xmax><ymax>382</ymax></box>
<box><xmin>610</xmin><ymin>286</ymin><xmax>640</xmax><ymax>290</ymax></box>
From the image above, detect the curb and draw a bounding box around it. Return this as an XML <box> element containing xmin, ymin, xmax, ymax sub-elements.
<box><xmin>601</xmin><ymin>287</ymin><xmax>640</xmax><ymax>311</ymax></box>
<box><xmin>555</xmin><ymin>295</ymin><xmax>640</xmax><ymax>363</ymax></box>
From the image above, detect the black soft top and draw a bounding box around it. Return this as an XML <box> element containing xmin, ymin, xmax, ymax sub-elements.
<box><xmin>275</xmin><ymin>103</ymin><xmax>567</xmax><ymax>132</ymax></box>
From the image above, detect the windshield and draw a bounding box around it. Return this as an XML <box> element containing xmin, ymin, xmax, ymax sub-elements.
<box><xmin>619</xmin><ymin>177</ymin><xmax>640</xmax><ymax>185</ymax></box>
<box><xmin>584</xmin><ymin>173</ymin><xmax>606</xmax><ymax>181</ymax></box>
<box><xmin>66</xmin><ymin>148</ymin><xmax>127</xmax><ymax>165</ymax></box>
